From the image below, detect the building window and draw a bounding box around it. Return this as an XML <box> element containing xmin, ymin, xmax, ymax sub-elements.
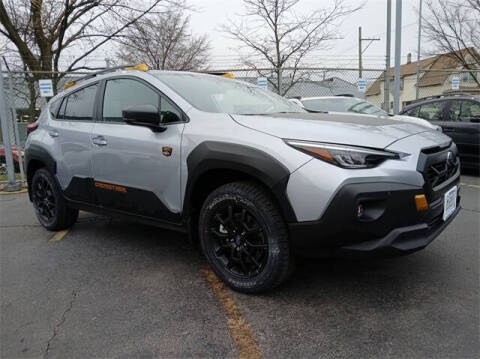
<box><xmin>461</xmin><ymin>71</ymin><xmax>477</xmax><ymax>83</ymax></box>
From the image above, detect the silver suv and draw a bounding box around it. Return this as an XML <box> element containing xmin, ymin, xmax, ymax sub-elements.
<box><xmin>25</xmin><ymin>67</ymin><xmax>461</xmax><ymax>293</ymax></box>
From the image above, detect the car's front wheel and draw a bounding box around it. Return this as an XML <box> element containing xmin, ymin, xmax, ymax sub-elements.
<box><xmin>31</xmin><ymin>168</ymin><xmax>78</xmax><ymax>231</ymax></box>
<box><xmin>199</xmin><ymin>182</ymin><xmax>292</xmax><ymax>293</ymax></box>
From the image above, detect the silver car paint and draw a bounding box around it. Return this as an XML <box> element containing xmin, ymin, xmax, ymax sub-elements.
<box><xmin>30</xmin><ymin>71</ymin><xmax>455</xmax><ymax>224</ymax></box>
<box><xmin>286</xmin><ymin>129</ymin><xmax>453</xmax><ymax>221</ymax></box>
<box><xmin>232</xmin><ymin>113</ymin><xmax>431</xmax><ymax>149</ymax></box>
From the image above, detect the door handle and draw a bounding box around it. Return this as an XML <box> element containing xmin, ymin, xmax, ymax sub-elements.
<box><xmin>92</xmin><ymin>135</ymin><xmax>108</xmax><ymax>146</ymax></box>
<box><xmin>48</xmin><ymin>130</ymin><xmax>59</xmax><ymax>138</ymax></box>
<box><xmin>443</xmin><ymin>127</ymin><xmax>456</xmax><ymax>132</ymax></box>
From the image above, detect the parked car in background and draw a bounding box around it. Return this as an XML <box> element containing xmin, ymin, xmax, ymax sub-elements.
<box><xmin>400</xmin><ymin>95</ymin><xmax>480</xmax><ymax>170</ymax></box>
<box><xmin>291</xmin><ymin>96</ymin><xmax>441</xmax><ymax>131</ymax></box>
<box><xmin>0</xmin><ymin>145</ymin><xmax>23</xmax><ymax>172</ymax></box>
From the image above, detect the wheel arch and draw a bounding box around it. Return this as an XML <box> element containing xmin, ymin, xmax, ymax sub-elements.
<box><xmin>183</xmin><ymin>141</ymin><xmax>297</xmax><ymax>224</ymax></box>
<box><xmin>25</xmin><ymin>145</ymin><xmax>57</xmax><ymax>201</ymax></box>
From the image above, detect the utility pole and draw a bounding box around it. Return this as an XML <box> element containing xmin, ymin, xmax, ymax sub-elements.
<box><xmin>384</xmin><ymin>0</ymin><xmax>392</xmax><ymax>113</ymax></box>
<box><xmin>415</xmin><ymin>0</ymin><xmax>423</xmax><ymax>99</ymax></box>
<box><xmin>393</xmin><ymin>0</ymin><xmax>402</xmax><ymax>114</ymax></box>
<box><xmin>359</xmin><ymin>26</ymin><xmax>362</xmax><ymax>79</ymax></box>
<box><xmin>0</xmin><ymin>61</ymin><xmax>21</xmax><ymax>191</ymax></box>
<box><xmin>358</xmin><ymin>26</ymin><xmax>380</xmax><ymax>79</ymax></box>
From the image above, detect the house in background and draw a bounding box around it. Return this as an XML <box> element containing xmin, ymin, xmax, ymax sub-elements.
<box><xmin>366</xmin><ymin>48</ymin><xmax>480</xmax><ymax>111</ymax></box>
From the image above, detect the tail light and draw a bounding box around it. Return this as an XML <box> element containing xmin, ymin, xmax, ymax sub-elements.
<box><xmin>26</xmin><ymin>122</ymin><xmax>38</xmax><ymax>136</ymax></box>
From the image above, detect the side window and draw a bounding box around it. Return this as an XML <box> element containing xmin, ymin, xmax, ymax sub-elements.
<box><xmin>103</xmin><ymin>79</ymin><xmax>160</xmax><ymax>122</ymax></box>
<box><xmin>49</xmin><ymin>98</ymin><xmax>62</xmax><ymax>118</ymax></box>
<box><xmin>59</xmin><ymin>84</ymin><xmax>98</xmax><ymax>121</ymax></box>
<box><xmin>447</xmin><ymin>101</ymin><xmax>461</xmax><ymax>121</ymax></box>
<box><xmin>417</xmin><ymin>102</ymin><xmax>445</xmax><ymax>121</ymax></box>
<box><xmin>458</xmin><ymin>101</ymin><xmax>480</xmax><ymax>122</ymax></box>
<box><xmin>404</xmin><ymin>106</ymin><xmax>419</xmax><ymax>117</ymax></box>
<box><xmin>161</xmin><ymin>98</ymin><xmax>183</xmax><ymax>123</ymax></box>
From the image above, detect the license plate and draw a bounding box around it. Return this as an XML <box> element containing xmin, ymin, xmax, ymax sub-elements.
<box><xmin>443</xmin><ymin>185</ymin><xmax>457</xmax><ymax>221</ymax></box>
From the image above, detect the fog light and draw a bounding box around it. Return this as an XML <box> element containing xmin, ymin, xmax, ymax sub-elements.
<box><xmin>415</xmin><ymin>194</ymin><xmax>429</xmax><ymax>211</ymax></box>
<box><xmin>357</xmin><ymin>204</ymin><xmax>364</xmax><ymax>218</ymax></box>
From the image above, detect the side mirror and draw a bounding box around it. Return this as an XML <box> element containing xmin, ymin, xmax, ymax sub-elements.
<box><xmin>123</xmin><ymin>105</ymin><xmax>166</xmax><ymax>132</ymax></box>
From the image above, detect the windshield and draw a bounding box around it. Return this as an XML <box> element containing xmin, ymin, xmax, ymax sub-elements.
<box><xmin>301</xmin><ymin>97</ymin><xmax>387</xmax><ymax>116</ymax></box>
<box><xmin>152</xmin><ymin>72</ymin><xmax>305</xmax><ymax>115</ymax></box>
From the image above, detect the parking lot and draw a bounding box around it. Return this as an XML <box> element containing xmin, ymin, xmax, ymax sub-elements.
<box><xmin>1</xmin><ymin>176</ymin><xmax>479</xmax><ymax>358</ymax></box>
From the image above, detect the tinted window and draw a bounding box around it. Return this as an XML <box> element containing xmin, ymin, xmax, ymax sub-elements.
<box><xmin>404</xmin><ymin>106</ymin><xmax>419</xmax><ymax>117</ymax></box>
<box><xmin>417</xmin><ymin>101</ymin><xmax>445</xmax><ymax>121</ymax></box>
<box><xmin>453</xmin><ymin>100</ymin><xmax>480</xmax><ymax>122</ymax></box>
<box><xmin>103</xmin><ymin>79</ymin><xmax>160</xmax><ymax>122</ymax></box>
<box><xmin>60</xmin><ymin>84</ymin><xmax>98</xmax><ymax>121</ymax></box>
<box><xmin>49</xmin><ymin>98</ymin><xmax>62</xmax><ymax>118</ymax></box>
<box><xmin>161</xmin><ymin>98</ymin><xmax>182</xmax><ymax>123</ymax></box>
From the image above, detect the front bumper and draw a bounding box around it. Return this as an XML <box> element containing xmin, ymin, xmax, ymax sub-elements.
<box><xmin>288</xmin><ymin>179</ymin><xmax>461</xmax><ymax>258</ymax></box>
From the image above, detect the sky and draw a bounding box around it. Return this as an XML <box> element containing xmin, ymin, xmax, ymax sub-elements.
<box><xmin>188</xmin><ymin>0</ymin><xmax>423</xmax><ymax>70</ymax></box>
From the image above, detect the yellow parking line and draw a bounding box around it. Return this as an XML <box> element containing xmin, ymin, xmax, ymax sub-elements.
<box><xmin>49</xmin><ymin>229</ymin><xmax>69</xmax><ymax>242</ymax></box>
<box><xmin>201</xmin><ymin>267</ymin><xmax>263</xmax><ymax>359</ymax></box>
<box><xmin>0</xmin><ymin>188</ymin><xmax>28</xmax><ymax>195</ymax></box>
<box><xmin>460</xmin><ymin>183</ymin><xmax>480</xmax><ymax>189</ymax></box>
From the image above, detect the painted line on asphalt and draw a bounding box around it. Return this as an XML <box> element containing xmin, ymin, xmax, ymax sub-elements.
<box><xmin>201</xmin><ymin>267</ymin><xmax>263</xmax><ymax>359</ymax></box>
<box><xmin>49</xmin><ymin>229</ymin><xmax>69</xmax><ymax>242</ymax></box>
<box><xmin>0</xmin><ymin>188</ymin><xmax>28</xmax><ymax>195</ymax></box>
<box><xmin>461</xmin><ymin>183</ymin><xmax>480</xmax><ymax>189</ymax></box>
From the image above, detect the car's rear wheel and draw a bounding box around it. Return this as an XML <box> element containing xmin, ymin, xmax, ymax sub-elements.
<box><xmin>31</xmin><ymin>168</ymin><xmax>78</xmax><ymax>230</ymax></box>
<box><xmin>199</xmin><ymin>182</ymin><xmax>292</xmax><ymax>293</ymax></box>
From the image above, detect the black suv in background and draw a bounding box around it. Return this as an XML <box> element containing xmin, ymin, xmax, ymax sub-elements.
<box><xmin>400</xmin><ymin>95</ymin><xmax>480</xmax><ymax>171</ymax></box>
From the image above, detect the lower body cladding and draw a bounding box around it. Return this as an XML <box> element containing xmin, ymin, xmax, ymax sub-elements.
<box><xmin>288</xmin><ymin>180</ymin><xmax>461</xmax><ymax>258</ymax></box>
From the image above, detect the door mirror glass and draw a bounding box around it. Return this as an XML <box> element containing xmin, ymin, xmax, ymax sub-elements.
<box><xmin>123</xmin><ymin>105</ymin><xmax>165</xmax><ymax>131</ymax></box>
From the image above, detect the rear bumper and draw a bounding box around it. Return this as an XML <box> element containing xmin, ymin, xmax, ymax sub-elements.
<box><xmin>288</xmin><ymin>180</ymin><xmax>461</xmax><ymax>258</ymax></box>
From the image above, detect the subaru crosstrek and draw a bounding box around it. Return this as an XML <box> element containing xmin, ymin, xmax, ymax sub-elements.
<box><xmin>25</xmin><ymin>67</ymin><xmax>461</xmax><ymax>293</ymax></box>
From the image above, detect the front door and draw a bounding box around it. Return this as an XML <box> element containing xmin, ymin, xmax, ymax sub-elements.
<box><xmin>91</xmin><ymin>77</ymin><xmax>184</xmax><ymax>223</ymax></box>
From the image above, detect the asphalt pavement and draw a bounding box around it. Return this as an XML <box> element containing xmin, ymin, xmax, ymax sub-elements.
<box><xmin>1</xmin><ymin>176</ymin><xmax>479</xmax><ymax>358</ymax></box>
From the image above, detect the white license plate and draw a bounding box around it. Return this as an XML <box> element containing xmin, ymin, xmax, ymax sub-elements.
<box><xmin>443</xmin><ymin>185</ymin><xmax>457</xmax><ymax>221</ymax></box>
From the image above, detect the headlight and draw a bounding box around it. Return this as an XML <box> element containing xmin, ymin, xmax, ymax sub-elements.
<box><xmin>285</xmin><ymin>140</ymin><xmax>407</xmax><ymax>169</ymax></box>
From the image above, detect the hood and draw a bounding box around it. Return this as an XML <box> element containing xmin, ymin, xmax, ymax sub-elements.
<box><xmin>231</xmin><ymin>112</ymin><xmax>432</xmax><ymax>149</ymax></box>
<box><xmin>388</xmin><ymin>114</ymin><xmax>441</xmax><ymax>131</ymax></box>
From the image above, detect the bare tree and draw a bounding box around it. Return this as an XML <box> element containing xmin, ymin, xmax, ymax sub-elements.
<box><xmin>0</xmin><ymin>0</ymin><xmax>169</xmax><ymax>93</ymax></box>
<box><xmin>422</xmin><ymin>0</ymin><xmax>480</xmax><ymax>85</ymax></box>
<box><xmin>116</xmin><ymin>3</ymin><xmax>210</xmax><ymax>71</ymax></box>
<box><xmin>222</xmin><ymin>0</ymin><xmax>362</xmax><ymax>95</ymax></box>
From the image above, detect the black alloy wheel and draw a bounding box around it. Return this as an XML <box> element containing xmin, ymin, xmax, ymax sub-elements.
<box><xmin>199</xmin><ymin>182</ymin><xmax>292</xmax><ymax>293</ymax></box>
<box><xmin>31</xmin><ymin>168</ymin><xmax>79</xmax><ymax>230</ymax></box>
<box><xmin>207</xmin><ymin>201</ymin><xmax>269</xmax><ymax>278</ymax></box>
<box><xmin>33</xmin><ymin>174</ymin><xmax>57</xmax><ymax>224</ymax></box>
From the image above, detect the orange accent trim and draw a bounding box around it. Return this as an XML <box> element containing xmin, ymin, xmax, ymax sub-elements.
<box><xmin>415</xmin><ymin>194</ymin><xmax>429</xmax><ymax>211</ymax></box>
<box><xmin>94</xmin><ymin>181</ymin><xmax>127</xmax><ymax>193</ymax></box>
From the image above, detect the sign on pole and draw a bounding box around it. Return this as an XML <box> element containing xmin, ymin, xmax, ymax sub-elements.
<box><xmin>357</xmin><ymin>78</ymin><xmax>367</xmax><ymax>93</ymax></box>
<box><xmin>257</xmin><ymin>77</ymin><xmax>268</xmax><ymax>89</ymax></box>
<box><xmin>39</xmin><ymin>79</ymin><xmax>54</xmax><ymax>97</ymax></box>
<box><xmin>451</xmin><ymin>76</ymin><xmax>460</xmax><ymax>91</ymax></box>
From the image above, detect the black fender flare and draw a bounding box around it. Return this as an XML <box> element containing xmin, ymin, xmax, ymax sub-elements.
<box><xmin>184</xmin><ymin>141</ymin><xmax>297</xmax><ymax>222</ymax></box>
<box><xmin>24</xmin><ymin>144</ymin><xmax>57</xmax><ymax>200</ymax></box>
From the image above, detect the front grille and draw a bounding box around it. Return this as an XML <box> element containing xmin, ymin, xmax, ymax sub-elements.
<box><xmin>424</xmin><ymin>159</ymin><xmax>459</xmax><ymax>188</ymax></box>
<box><xmin>417</xmin><ymin>144</ymin><xmax>460</xmax><ymax>195</ymax></box>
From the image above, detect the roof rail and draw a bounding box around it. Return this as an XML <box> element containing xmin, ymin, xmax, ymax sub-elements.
<box><xmin>64</xmin><ymin>63</ymin><xmax>149</xmax><ymax>89</ymax></box>
<box><xmin>409</xmin><ymin>92</ymin><xmax>474</xmax><ymax>104</ymax></box>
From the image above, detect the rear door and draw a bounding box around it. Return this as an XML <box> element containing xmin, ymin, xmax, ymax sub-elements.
<box><xmin>444</xmin><ymin>99</ymin><xmax>480</xmax><ymax>167</ymax></box>
<box><xmin>90</xmin><ymin>77</ymin><xmax>185</xmax><ymax>222</ymax></box>
<box><xmin>45</xmin><ymin>83</ymin><xmax>99</xmax><ymax>203</ymax></box>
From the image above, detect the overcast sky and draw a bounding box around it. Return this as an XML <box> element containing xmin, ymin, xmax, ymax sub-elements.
<box><xmin>188</xmin><ymin>0</ymin><xmax>423</xmax><ymax>70</ymax></box>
